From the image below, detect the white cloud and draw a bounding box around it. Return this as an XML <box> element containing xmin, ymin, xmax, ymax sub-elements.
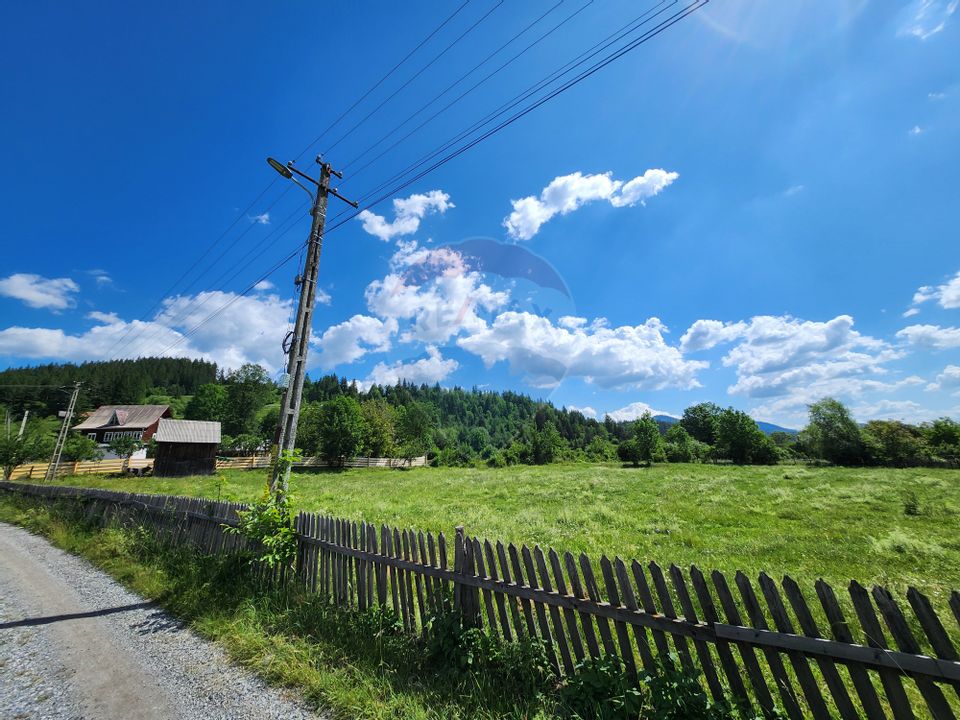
<box><xmin>606</xmin><ymin>401</ymin><xmax>672</xmax><ymax>422</ymax></box>
<box><xmin>250</xmin><ymin>212</ymin><xmax>270</xmax><ymax>225</ymax></box>
<box><xmin>850</xmin><ymin>399</ymin><xmax>934</xmax><ymax>424</ymax></box>
<box><xmin>254</xmin><ymin>280</ymin><xmax>275</xmax><ymax>291</ymax></box>
<box><xmin>909</xmin><ymin>270</ymin><xmax>960</xmax><ymax>311</ymax></box>
<box><xmin>316</xmin><ymin>288</ymin><xmax>332</xmax><ymax>305</ymax></box>
<box><xmin>503</xmin><ymin>169</ymin><xmax>678</xmax><ymax>240</ymax></box>
<box><xmin>783</xmin><ymin>184</ymin><xmax>805</xmax><ymax>197</ymax></box>
<box><xmin>360</xmin><ymin>346</ymin><xmax>458</xmax><ymax>390</ymax></box>
<box><xmin>909</xmin><ymin>125</ymin><xmax>925</xmax><ymax>136</ymax></box>
<box><xmin>313</xmin><ymin>314</ymin><xmax>397</xmax><ymax>368</ymax></box>
<box><xmin>0</xmin><ymin>289</ymin><xmax>293</xmax><ymax>371</ymax></box>
<box><xmin>458</xmin><ymin>311</ymin><xmax>706</xmax><ymax>390</ymax></box>
<box><xmin>0</xmin><ymin>273</ymin><xmax>80</xmax><ymax>311</ymax></box>
<box><xmin>902</xmin><ymin>307</ymin><xmax>920</xmax><ymax>318</ymax></box>
<box><xmin>680</xmin><ymin>319</ymin><xmax>749</xmax><ymax>352</ymax></box>
<box><xmin>568</xmin><ymin>405</ymin><xmax>597</xmax><ymax>419</ymax></box>
<box><xmin>898</xmin><ymin>0</ymin><xmax>958</xmax><ymax>40</ymax></box>
<box><xmin>897</xmin><ymin>324</ymin><xmax>960</xmax><ymax>349</ymax></box>
<box><xmin>88</xmin><ymin>269</ymin><xmax>113</xmax><ymax>287</ymax></box>
<box><xmin>356</xmin><ymin>190</ymin><xmax>453</xmax><ymax>242</ymax></box>
<box><xmin>364</xmin><ymin>241</ymin><xmax>508</xmax><ymax>344</ymax></box>
<box><xmin>927</xmin><ymin>364</ymin><xmax>960</xmax><ymax>392</ymax></box>
<box><xmin>929</xmin><ymin>91</ymin><xmax>947</xmax><ymax>100</ymax></box>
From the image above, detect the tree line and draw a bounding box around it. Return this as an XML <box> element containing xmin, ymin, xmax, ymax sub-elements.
<box><xmin>2</xmin><ymin>358</ymin><xmax>958</xmax><ymax>471</ymax></box>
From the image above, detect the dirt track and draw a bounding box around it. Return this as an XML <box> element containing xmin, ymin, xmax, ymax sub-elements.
<box><xmin>0</xmin><ymin>522</ymin><xmax>325</xmax><ymax>720</ymax></box>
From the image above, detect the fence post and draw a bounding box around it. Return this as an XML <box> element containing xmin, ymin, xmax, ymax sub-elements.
<box><xmin>453</xmin><ymin>526</ymin><xmax>481</xmax><ymax>627</ymax></box>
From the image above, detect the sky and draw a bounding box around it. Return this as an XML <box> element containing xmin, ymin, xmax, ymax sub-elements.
<box><xmin>1</xmin><ymin>0</ymin><xmax>958</xmax><ymax>428</ymax></box>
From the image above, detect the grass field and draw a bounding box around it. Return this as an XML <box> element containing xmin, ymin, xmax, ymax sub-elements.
<box><xmin>42</xmin><ymin>462</ymin><xmax>960</xmax><ymax>604</ymax></box>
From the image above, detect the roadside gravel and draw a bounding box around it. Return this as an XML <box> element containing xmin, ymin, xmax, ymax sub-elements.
<box><xmin>0</xmin><ymin>521</ymin><xmax>328</xmax><ymax>720</ymax></box>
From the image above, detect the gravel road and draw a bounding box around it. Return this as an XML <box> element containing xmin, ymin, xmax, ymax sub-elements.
<box><xmin>0</xmin><ymin>521</ymin><xmax>328</xmax><ymax>720</ymax></box>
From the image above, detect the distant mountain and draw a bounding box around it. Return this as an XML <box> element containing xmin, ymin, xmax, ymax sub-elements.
<box><xmin>653</xmin><ymin>414</ymin><xmax>798</xmax><ymax>436</ymax></box>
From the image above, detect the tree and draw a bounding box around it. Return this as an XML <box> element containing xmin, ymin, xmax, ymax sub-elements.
<box><xmin>62</xmin><ymin>433</ymin><xmax>103</xmax><ymax>462</ymax></box>
<box><xmin>396</xmin><ymin>401</ymin><xmax>436</xmax><ymax>458</ymax></box>
<box><xmin>317</xmin><ymin>396</ymin><xmax>365</xmax><ymax>464</ymax></box>
<box><xmin>862</xmin><ymin>420</ymin><xmax>929</xmax><ymax>467</ymax></box>
<box><xmin>923</xmin><ymin>418</ymin><xmax>960</xmax><ymax>462</ymax></box>
<box><xmin>184</xmin><ymin>383</ymin><xmax>227</xmax><ymax>423</ymax></box>
<box><xmin>223</xmin><ymin>364</ymin><xmax>273</xmax><ymax>436</ymax></box>
<box><xmin>632</xmin><ymin>412</ymin><xmax>663</xmax><ymax>466</ymax></box>
<box><xmin>805</xmin><ymin>398</ymin><xmax>864</xmax><ymax>465</ymax></box>
<box><xmin>715</xmin><ymin>408</ymin><xmax>764</xmax><ymax>465</ymax></box>
<box><xmin>107</xmin><ymin>435</ymin><xmax>143</xmax><ymax>471</ymax></box>
<box><xmin>617</xmin><ymin>438</ymin><xmax>642</xmax><ymax>467</ymax></box>
<box><xmin>680</xmin><ymin>402</ymin><xmax>722</xmax><ymax>445</ymax></box>
<box><xmin>664</xmin><ymin>424</ymin><xmax>696</xmax><ymax>463</ymax></box>
<box><xmin>530</xmin><ymin>423</ymin><xmax>564</xmax><ymax>464</ymax></box>
<box><xmin>360</xmin><ymin>398</ymin><xmax>396</xmax><ymax>457</ymax></box>
<box><xmin>0</xmin><ymin>433</ymin><xmax>50</xmax><ymax>480</ymax></box>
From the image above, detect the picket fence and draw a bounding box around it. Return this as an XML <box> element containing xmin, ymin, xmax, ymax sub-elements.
<box><xmin>7</xmin><ymin>455</ymin><xmax>427</xmax><ymax>480</ymax></box>
<box><xmin>1</xmin><ymin>480</ymin><xmax>958</xmax><ymax>719</ymax></box>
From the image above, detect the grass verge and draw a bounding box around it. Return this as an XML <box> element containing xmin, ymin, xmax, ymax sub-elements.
<box><xmin>0</xmin><ymin>492</ymin><xmax>762</xmax><ymax>720</ymax></box>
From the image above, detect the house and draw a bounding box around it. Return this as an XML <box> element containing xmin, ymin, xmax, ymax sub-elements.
<box><xmin>73</xmin><ymin>405</ymin><xmax>172</xmax><ymax>459</ymax></box>
<box><xmin>152</xmin><ymin>419</ymin><xmax>221</xmax><ymax>477</ymax></box>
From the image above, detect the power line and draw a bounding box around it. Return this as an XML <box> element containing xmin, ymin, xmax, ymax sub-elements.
<box><xmin>153</xmin><ymin>1</ymin><xmax>707</xmax><ymax>360</ymax></box>
<box><xmin>321</xmin><ymin>0</ymin><xmax>505</xmax><ymax>156</ymax></box>
<box><xmin>104</xmin><ymin>5</ymin><xmax>471</xmax><ymax>360</ymax></box>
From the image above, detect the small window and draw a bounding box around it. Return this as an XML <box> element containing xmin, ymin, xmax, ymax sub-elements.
<box><xmin>104</xmin><ymin>432</ymin><xmax>113</xmax><ymax>441</ymax></box>
<box><xmin>88</xmin><ymin>433</ymin><xmax>97</xmax><ymax>440</ymax></box>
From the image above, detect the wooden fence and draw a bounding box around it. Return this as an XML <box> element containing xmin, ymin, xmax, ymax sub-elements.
<box><xmin>8</xmin><ymin>455</ymin><xmax>428</xmax><ymax>480</ymax></box>
<box><xmin>2</xmin><ymin>480</ymin><xmax>959</xmax><ymax>719</ymax></box>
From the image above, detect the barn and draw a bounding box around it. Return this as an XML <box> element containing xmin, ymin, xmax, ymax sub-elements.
<box><xmin>152</xmin><ymin>419</ymin><xmax>221</xmax><ymax>477</ymax></box>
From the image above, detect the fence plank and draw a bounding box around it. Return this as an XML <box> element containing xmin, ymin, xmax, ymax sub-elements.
<box><xmin>780</xmin><ymin>576</ymin><xmax>861</xmax><ymax>720</ymax></box>
<box><xmin>650</xmin><ymin>561</ymin><xmax>695</xmax><ymax>672</ymax></box>
<box><xmin>598</xmin><ymin>555</ymin><xmax>638</xmax><ymax>680</ymax></box>
<box><xmin>484</xmin><ymin>540</ymin><xmax>514</xmax><ymax>642</ymax></box>
<box><xmin>420</xmin><ymin>531</ymin><xmax>437</xmax><ymax>619</ymax></box>
<box><xmin>615</xmin><ymin>558</ymin><xmax>657</xmax><ymax>676</ymax></box>
<box><xmin>437</xmin><ymin>532</ymin><xmax>450</xmax><ymax>613</ymax></box>
<box><xmin>713</xmin><ymin>570</ymin><xmax>779</xmax><ymax>718</ymax></box>
<box><xmin>409</xmin><ymin>531</ymin><xmax>427</xmax><ymax>634</ymax></box>
<box><xmin>508</xmin><ymin>543</ymin><xmax>538</xmax><ymax>640</ymax></box>
<box><xmin>523</xmin><ymin>544</ymin><xmax>560</xmax><ymax>674</ymax></box>
<box><xmin>580</xmin><ymin>554</ymin><xmax>617</xmax><ymax>657</ymax></box>
<box><xmin>535</xmin><ymin>546</ymin><xmax>574</xmax><ymax>675</ymax></box>
<box><xmin>690</xmin><ymin>566</ymin><xmax>753</xmax><ymax>713</ymax></box>
<box><xmin>670</xmin><ymin>564</ymin><xmax>725</xmax><ymax>702</ymax></box>
<box><xmin>906</xmin><ymin>588</ymin><xmax>960</xmax><ymax>702</ymax></box>
<box><xmin>633</xmin><ymin>560</ymin><xmax>672</xmax><ymax>663</ymax></box>
<box><xmin>735</xmin><ymin>571</ymin><xmax>805</xmax><ymax>720</ymax></box>
<box><xmin>566</xmin><ymin>552</ymin><xmax>601</xmax><ymax>659</ymax></box>
<box><xmin>758</xmin><ymin>572</ymin><xmax>832</xmax><ymax>720</ymax></box>
<box><xmin>394</xmin><ymin>528</ymin><xmax>412</xmax><ymax>632</ymax></box>
<box><xmin>501</xmin><ymin>542</ymin><xmax>531</xmax><ymax>640</ymax></box>
<box><xmin>848</xmin><ymin>580</ymin><xmax>915</xmax><ymax>720</ymax></box>
<box><xmin>473</xmin><ymin>538</ymin><xmax>500</xmax><ymax>638</ymax></box>
<box><xmin>871</xmin><ymin>585</ymin><xmax>955</xmax><ymax>719</ymax></box>
<box><xmin>551</xmin><ymin>549</ymin><xmax>587</xmax><ymax>664</ymax></box>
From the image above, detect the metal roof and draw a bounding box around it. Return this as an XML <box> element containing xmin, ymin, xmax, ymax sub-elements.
<box><xmin>153</xmin><ymin>419</ymin><xmax>222</xmax><ymax>444</ymax></box>
<box><xmin>74</xmin><ymin>405</ymin><xmax>170</xmax><ymax>431</ymax></box>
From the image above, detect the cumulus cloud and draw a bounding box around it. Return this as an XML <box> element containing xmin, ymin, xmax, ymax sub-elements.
<box><xmin>898</xmin><ymin>0</ymin><xmax>957</xmax><ymax>40</ymax></box>
<box><xmin>908</xmin><ymin>270</ymin><xmax>960</xmax><ymax>312</ymax></box>
<box><xmin>458</xmin><ymin>312</ymin><xmax>705</xmax><ymax>390</ymax></box>
<box><xmin>897</xmin><ymin>324</ymin><xmax>960</xmax><ymax>349</ymax></box>
<box><xmin>364</xmin><ymin>241</ymin><xmax>508</xmax><ymax>344</ymax></box>
<box><xmin>360</xmin><ymin>346</ymin><xmax>458</xmax><ymax>390</ymax></box>
<box><xmin>356</xmin><ymin>190</ymin><xmax>453</xmax><ymax>242</ymax></box>
<box><xmin>313</xmin><ymin>314</ymin><xmax>397</xmax><ymax>368</ymax></box>
<box><xmin>568</xmin><ymin>405</ymin><xmax>597</xmax><ymax>419</ymax></box>
<box><xmin>0</xmin><ymin>273</ymin><xmax>80</xmax><ymax>311</ymax></box>
<box><xmin>680</xmin><ymin>319</ymin><xmax>749</xmax><ymax>352</ymax></box>
<box><xmin>680</xmin><ymin>314</ymin><xmax>906</xmax><ymax>426</ymax></box>
<box><xmin>254</xmin><ymin>280</ymin><xmax>275</xmax><ymax>291</ymax></box>
<box><xmin>605</xmin><ymin>401</ymin><xmax>672</xmax><ymax>422</ymax></box>
<box><xmin>926</xmin><ymin>364</ymin><xmax>960</xmax><ymax>392</ymax></box>
<box><xmin>250</xmin><ymin>212</ymin><xmax>270</xmax><ymax>225</ymax></box>
<box><xmin>0</xmin><ymin>289</ymin><xmax>293</xmax><ymax>371</ymax></box>
<box><xmin>503</xmin><ymin>169</ymin><xmax>678</xmax><ymax>240</ymax></box>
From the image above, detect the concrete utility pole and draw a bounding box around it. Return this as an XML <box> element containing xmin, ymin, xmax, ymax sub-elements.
<box><xmin>267</xmin><ymin>156</ymin><xmax>357</xmax><ymax>495</ymax></box>
<box><xmin>45</xmin><ymin>382</ymin><xmax>81</xmax><ymax>482</ymax></box>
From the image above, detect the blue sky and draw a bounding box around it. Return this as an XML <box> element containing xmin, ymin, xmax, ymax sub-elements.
<box><xmin>1</xmin><ymin>0</ymin><xmax>958</xmax><ymax>427</ymax></box>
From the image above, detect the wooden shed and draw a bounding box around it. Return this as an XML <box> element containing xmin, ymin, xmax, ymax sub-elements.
<box><xmin>152</xmin><ymin>419</ymin><xmax>221</xmax><ymax>477</ymax></box>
